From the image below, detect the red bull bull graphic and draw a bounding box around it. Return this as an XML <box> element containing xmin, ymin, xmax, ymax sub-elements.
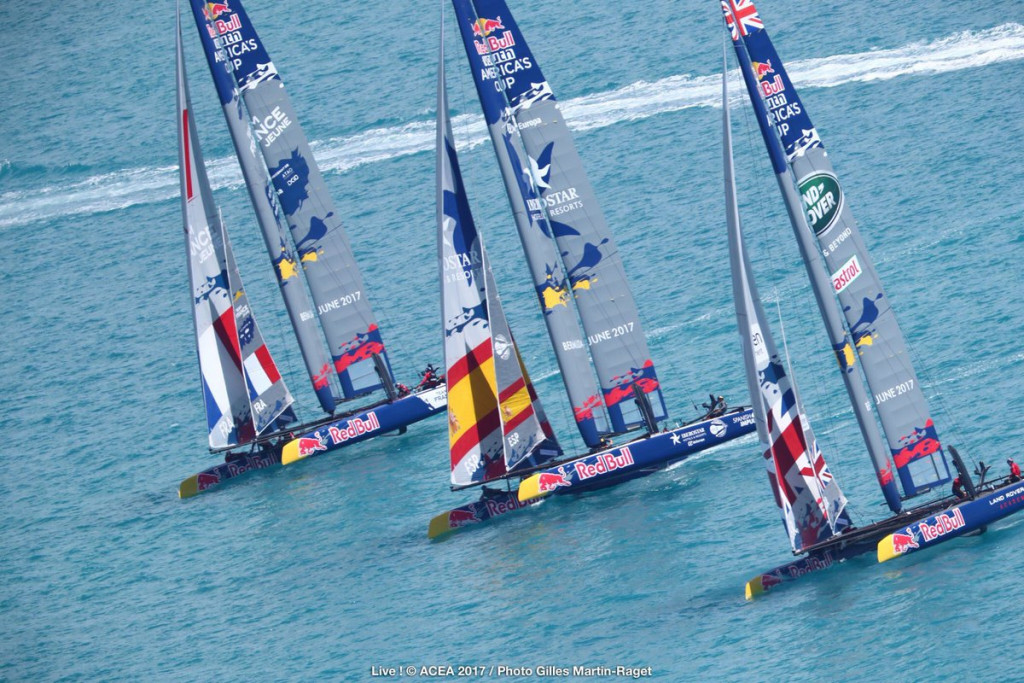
<box><xmin>471</xmin><ymin>16</ymin><xmax>505</xmax><ymax>38</ymax></box>
<box><xmin>447</xmin><ymin>508</ymin><xmax>481</xmax><ymax>527</ymax></box>
<box><xmin>889</xmin><ymin>532</ymin><xmax>920</xmax><ymax>555</ymax></box>
<box><xmin>752</xmin><ymin>59</ymin><xmax>774</xmax><ymax>79</ymax></box>
<box><xmin>197</xmin><ymin>471</ymin><xmax>221</xmax><ymax>492</ymax></box>
<box><xmin>537</xmin><ymin>466</ymin><xmax>573</xmax><ymax>492</ymax></box>
<box><xmin>295</xmin><ymin>436</ymin><xmax>327</xmax><ymax>458</ymax></box>
<box><xmin>202</xmin><ymin>2</ymin><xmax>231</xmax><ymax>20</ymax></box>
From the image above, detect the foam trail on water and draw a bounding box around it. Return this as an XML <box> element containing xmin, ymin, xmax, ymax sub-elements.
<box><xmin>1</xmin><ymin>24</ymin><xmax>1021</xmax><ymax>228</ymax></box>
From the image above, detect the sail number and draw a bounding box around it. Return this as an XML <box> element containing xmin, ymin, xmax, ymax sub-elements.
<box><xmin>588</xmin><ymin>321</ymin><xmax>634</xmax><ymax>346</ymax></box>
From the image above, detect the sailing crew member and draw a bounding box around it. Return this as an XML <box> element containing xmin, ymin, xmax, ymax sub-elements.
<box><xmin>952</xmin><ymin>476</ymin><xmax>967</xmax><ymax>500</ymax></box>
<box><xmin>1008</xmin><ymin>458</ymin><xmax>1021</xmax><ymax>483</ymax></box>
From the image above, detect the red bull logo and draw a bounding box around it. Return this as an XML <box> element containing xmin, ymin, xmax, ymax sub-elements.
<box><xmin>326</xmin><ymin>412</ymin><xmax>381</xmax><ymax>445</ymax></box>
<box><xmin>537</xmin><ymin>467</ymin><xmax>572</xmax><ymax>492</ymax></box>
<box><xmin>758</xmin><ymin>74</ymin><xmax>785</xmax><ymax>98</ymax></box>
<box><xmin>760</xmin><ymin>573</ymin><xmax>782</xmax><ymax>590</ymax></box>
<box><xmin>484</xmin><ymin>495</ymin><xmax>529</xmax><ymax>516</ymax></box>
<box><xmin>296</xmin><ymin>437</ymin><xmax>327</xmax><ymax>458</ymax></box>
<box><xmin>203</xmin><ymin>2</ymin><xmax>230</xmax><ymax>20</ymax></box>
<box><xmin>752</xmin><ymin>59</ymin><xmax>774</xmax><ymax>80</ymax></box>
<box><xmin>918</xmin><ymin>508</ymin><xmax>966</xmax><ymax>542</ymax></box>
<box><xmin>448</xmin><ymin>508</ymin><xmax>481</xmax><ymax>527</ymax></box>
<box><xmin>573</xmin><ymin>447</ymin><xmax>634</xmax><ymax>481</ymax></box>
<box><xmin>890</xmin><ymin>532</ymin><xmax>920</xmax><ymax>555</ymax></box>
<box><xmin>197</xmin><ymin>472</ymin><xmax>220</xmax><ymax>492</ymax></box>
<box><xmin>471</xmin><ymin>16</ymin><xmax>504</xmax><ymax>37</ymax></box>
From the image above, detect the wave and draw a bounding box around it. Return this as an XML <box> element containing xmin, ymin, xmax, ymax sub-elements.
<box><xmin>2</xmin><ymin>23</ymin><xmax>1021</xmax><ymax>229</ymax></box>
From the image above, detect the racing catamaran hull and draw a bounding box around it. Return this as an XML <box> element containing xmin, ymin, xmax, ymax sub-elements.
<box><xmin>428</xmin><ymin>408</ymin><xmax>755</xmax><ymax>538</ymax></box>
<box><xmin>179</xmin><ymin>386</ymin><xmax>446</xmax><ymax>498</ymax></box>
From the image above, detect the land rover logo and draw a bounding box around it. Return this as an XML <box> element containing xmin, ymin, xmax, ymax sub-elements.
<box><xmin>798</xmin><ymin>172</ymin><xmax>843</xmax><ymax>235</ymax></box>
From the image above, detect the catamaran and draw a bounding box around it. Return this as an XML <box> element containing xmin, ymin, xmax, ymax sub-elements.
<box><xmin>176</xmin><ymin>1</ymin><xmax>446</xmax><ymax>498</ymax></box>
<box><xmin>427</xmin><ymin>0</ymin><xmax>756</xmax><ymax>538</ymax></box>
<box><xmin>720</xmin><ymin>0</ymin><xmax>1024</xmax><ymax>597</ymax></box>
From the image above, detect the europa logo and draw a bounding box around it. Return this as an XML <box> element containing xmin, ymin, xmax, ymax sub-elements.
<box><xmin>798</xmin><ymin>171</ymin><xmax>843</xmax><ymax>235</ymax></box>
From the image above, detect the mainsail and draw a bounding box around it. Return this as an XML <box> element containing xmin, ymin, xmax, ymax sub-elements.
<box><xmin>723</xmin><ymin>55</ymin><xmax>850</xmax><ymax>551</ymax></box>
<box><xmin>455</xmin><ymin>0</ymin><xmax>668</xmax><ymax>433</ymax></box>
<box><xmin>438</xmin><ymin>25</ymin><xmax>560</xmax><ymax>486</ymax></box>
<box><xmin>176</xmin><ymin>17</ymin><xmax>294</xmax><ymax>449</ymax></box>
<box><xmin>186</xmin><ymin>0</ymin><xmax>335</xmax><ymax>414</ymax></box>
<box><xmin>722</xmin><ymin>0</ymin><xmax>950</xmax><ymax>500</ymax></box>
<box><xmin>189</xmin><ymin>0</ymin><xmax>391</xmax><ymax>399</ymax></box>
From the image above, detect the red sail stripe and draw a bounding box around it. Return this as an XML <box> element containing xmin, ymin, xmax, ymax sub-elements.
<box><xmin>182</xmin><ymin>109</ymin><xmax>193</xmax><ymax>200</ymax></box>
<box><xmin>447</xmin><ymin>339</ymin><xmax>493</xmax><ymax>387</ymax></box>
<box><xmin>254</xmin><ymin>343</ymin><xmax>281</xmax><ymax>384</ymax></box>
<box><xmin>450</xmin><ymin>407</ymin><xmax>502</xmax><ymax>467</ymax></box>
<box><xmin>212</xmin><ymin>308</ymin><xmax>243</xmax><ymax>371</ymax></box>
<box><xmin>498</xmin><ymin>376</ymin><xmax>526</xmax><ymax>403</ymax></box>
<box><xmin>503</xmin><ymin>403</ymin><xmax>536</xmax><ymax>436</ymax></box>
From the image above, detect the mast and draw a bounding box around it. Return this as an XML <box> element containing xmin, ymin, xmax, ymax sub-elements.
<box><xmin>186</xmin><ymin>0</ymin><xmax>336</xmax><ymax>414</ymax></box>
<box><xmin>722</xmin><ymin>1</ymin><xmax>904</xmax><ymax>513</ymax></box>
<box><xmin>438</xmin><ymin>12</ymin><xmax>559</xmax><ymax>486</ymax></box>
<box><xmin>176</xmin><ymin>13</ymin><xmax>293</xmax><ymax>448</ymax></box>
<box><xmin>188</xmin><ymin>0</ymin><xmax>392</xmax><ymax>400</ymax></box>
<box><xmin>723</xmin><ymin>49</ymin><xmax>851</xmax><ymax>550</ymax></box>
<box><xmin>450</xmin><ymin>0</ymin><xmax>608</xmax><ymax>448</ymax></box>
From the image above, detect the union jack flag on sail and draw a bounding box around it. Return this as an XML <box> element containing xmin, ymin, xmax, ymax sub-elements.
<box><xmin>721</xmin><ymin>0</ymin><xmax>763</xmax><ymax>41</ymax></box>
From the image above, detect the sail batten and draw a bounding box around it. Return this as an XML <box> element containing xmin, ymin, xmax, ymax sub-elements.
<box><xmin>722</xmin><ymin>0</ymin><xmax>950</xmax><ymax>501</ymax></box>
<box><xmin>188</xmin><ymin>0</ymin><xmax>391</xmax><ymax>400</ymax></box>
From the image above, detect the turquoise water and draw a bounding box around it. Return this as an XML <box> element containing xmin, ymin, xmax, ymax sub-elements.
<box><xmin>3</xmin><ymin>0</ymin><xmax>1023</xmax><ymax>680</ymax></box>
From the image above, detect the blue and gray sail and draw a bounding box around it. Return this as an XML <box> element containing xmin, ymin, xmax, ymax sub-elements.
<box><xmin>187</xmin><ymin>0</ymin><xmax>335</xmax><ymax>414</ymax></box>
<box><xmin>723</xmin><ymin>0</ymin><xmax>950</xmax><ymax>507</ymax></box>
<box><xmin>189</xmin><ymin>0</ymin><xmax>391</xmax><ymax>399</ymax></box>
<box><xmin>451</xmin><ymin>0</ymin><xmax>609</xmax><ymax>447</ymax></box>
<box><xmin>453</xmin><ymin>0</ymin><xmax>667</xmax><ymax>434</ymax></box>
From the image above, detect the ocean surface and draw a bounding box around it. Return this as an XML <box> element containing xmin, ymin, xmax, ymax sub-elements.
<box><xmin>3</xmin><ymin>0</ymin><xmax>1023</xmax><ymax>680</ymax></box>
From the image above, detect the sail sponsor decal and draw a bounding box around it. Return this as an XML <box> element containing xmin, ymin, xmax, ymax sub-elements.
<box><xmin>830</xmin><ymin>255</ymin><xmax>862</xmax><ymax>294</ymax></box>
<box><xmin>536</xmin><ymin>465</ymin><xmax>573</xmax><ymax>492</ymax></box>
<box><xmin>989</xmin><ymin>483</ymin><xmax>1024</xmax><ymax>511</ymax></box>
<box><xmin>901</xmin><ymin>508</ymin><xmax>966</xmax><ymax>547</ymax></box>
<box><xmin>798</xmin><ymin>171</ymin><xmax>843</xmax><ymax>236</ymax></box>
<box><xmin>252</xmin><ymin>106</ymin><xmax>292</xmax><ymax>147</ymax></box>
<box><xmin>602</xmin><ymin>360</ymin><xmax>659</xmax><ymax>407</ymax></box>
<box><xmin>574</xmin><ymin>446</ymin><xmax>635</xmax><ymax>480</ymax></box>
<box><xmin>890</xmin><ymin>418</ymin><xmax>941</xmax><ymax>468</ymax></box>
<box><xmin>325</xmin><ymin>412</ymin><xmax>380</xmax><ymax>445</ymax></box>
